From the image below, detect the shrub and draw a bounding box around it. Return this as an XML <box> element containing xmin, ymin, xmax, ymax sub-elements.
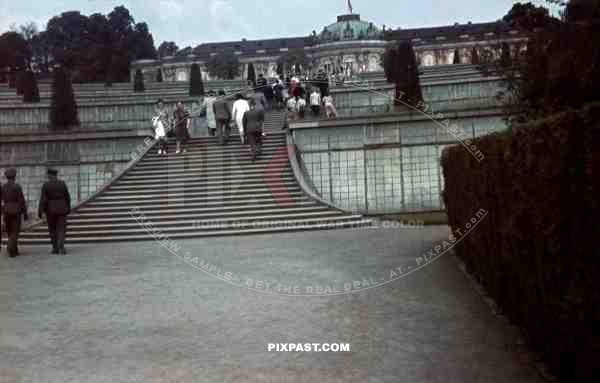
<box><xmin>50</xmin><ymin>66</ymin><xmax>79</xmax><ymax>129</ymax></box>
<box><xmin>22</xmin><ymin>71</ymin><xmax>40</xmax><ymax>103</ymax></box>
<box><xmin>133</xmin><ymin>69</ymin><xmax>145</xmax><ymax>92</ymax></box>
<box><xmin>442</xmin><ymin>103</ymin><xmax>600</xmax><ymax>382</ymax></box>
<box><xmin>189</xmin><ymin>63</ymin><xmax>204</xmax><ymax>96</ymax></box>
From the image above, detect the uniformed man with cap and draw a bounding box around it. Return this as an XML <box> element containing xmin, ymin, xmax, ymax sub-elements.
<box><xmin>38</xmin><ymin>168</ymin><xmax>71</xmax><ymax>255</ymax></box>
<box><xmin>1</xmin><ymin>168</ymin><xmax>28</xmax><ymax>257</ymax></box>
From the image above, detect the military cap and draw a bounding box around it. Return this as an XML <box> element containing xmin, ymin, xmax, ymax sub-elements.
<box><xmin>4</xmin><ymin>168</ymin><xmax>16</xmax><ymax>179</ymax></box>
<box><xmin>47</xmin><ymin>168</ymin><xmax>58</xmax><ymax>176</ymax></box>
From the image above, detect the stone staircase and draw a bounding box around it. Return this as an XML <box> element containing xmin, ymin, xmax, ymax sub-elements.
<box><xmin>16</xmin><ymin>110</ymin><xmax>370</xmax><ymax>244</ymax></box>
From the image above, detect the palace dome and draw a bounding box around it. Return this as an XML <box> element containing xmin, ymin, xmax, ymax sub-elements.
<box><xmin>319</xmin><ymin>14</ymin><xmax>382</xmax><ymax>42</ymax></box>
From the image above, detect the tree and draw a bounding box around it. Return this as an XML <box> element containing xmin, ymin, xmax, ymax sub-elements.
<box><xmin>156</xmin><ymin>68</ymin><xmax>163</xmax><ymax>82</ymax></box>
<box><xmin>453</xmin><ymin>48</ymin><xmax>461</xmax><ymax>64</ymax></box>
<box><xmin>206</xmin><ymin>51</ymin><xmax>240</xmax><ymax>80</ymax></box>
<box><xmin>502</xmin><ymin>2</ymin><xmax>557</xmax><ymax>31</ymax></box>
<box><xmin>0</xmin><ymin>31</ymin><xmax>31</xmax><ymax>88</ymax></box>
<box><xmin>133</xmin><ymin>69</ymin><xmax>145</xmax><ymax>92</ymax></box>
<box><xmin>158</xmin><ymin>41</ymin><xmax>178</xmax><ymax>58</ymax></box>
<box><xmin>471</xmin><ymin>47</ymin><xmax>480</xmax><ymax>65</ymax></box>
<box><xmin>22</xmin><ymin>71</ymin><xmax>40</xmax><ymax>102</ymax></box>
<box><xmin>382</xmin><ymin>40</ymin><xmax>423</xmax><ymax>108</ymax></box>
<box><xmin>45</xmin><ymin>11</ymin><xmax>89</xmax><ymax>71</ymax></box>
<box><xmin>30</xmin><ymin>31</ymin><xmax>52</xmax><ymax>75</ymax></box>
<box><xmin>18</xmin><ymin>22</ymin><xmax>38</xmax><ymax>42</ymax></box>
<box><xmin>44</xmin><ymin>6</ymin><xmax>155</xmax><ymax>84</ymax></box>
<box><xmin>247</xmin><ymin>63</ymin><xmax>256</xmax><ymax>87</ymax></box>
<box><xmin>130</xmin><ymin>22</ymin><xmax>156</xmax><ymax>60</ymax></box>
<box><xmin>50</xmin><ymin>66</ymin><xmax>79</xmax><ymax>129</ymax></box>
<box><xmin>495</xmin><ymin>1</ymin><xmax>600</xmax><ymax>125</ymax></box>
<box><xmin>189</xmin><ymin>63</ymin><xmax>204</xmax><ymax>96</ymax></box>
<box><xmin>564</xmin><ymin>0</ymin><xmax>600</xmax><ymax>23</ymax></box>
<box><xmin>277</xmin><ymin>49</ymin><xmax>309</xmax><ymax>75</ymax></box>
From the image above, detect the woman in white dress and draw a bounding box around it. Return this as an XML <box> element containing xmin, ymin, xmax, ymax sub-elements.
<box><xmin>153</xmin><ymin>98</ymin><xmax>169</xmax><ymax>155</ymax></box>
<box><xmin>231</xmin><ymin>93</ymin><xmax>250</xmax><ymax>144</ymax></box>
<box><xmin>323</xmin><ymin>94</ymin><xmax>337</xmax><ymax>119</ymax></box>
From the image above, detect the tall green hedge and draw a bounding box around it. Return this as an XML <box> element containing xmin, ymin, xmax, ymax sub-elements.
<box><xmin>50</xmin><ymin>67</ymin><xmax>79</xmax><ymax>130</ymax></box>
<box><xmin>189</xmin><ymin>63</ymin><xmax>204</xmax><ymax>96</ymax></box>
<box><xmin>442</xmin><ymin>103</ymin><xmax>600</xmax><ymax>382</ymax></box>
<box><xmin>22</xmin><ymin>71</ymin><xmax>40</xmax><ymax>103</ymax></box>
<box><xmin>133</xmin><ymin>69</ymin><xmax>145</xmax><ymax>92</ymax></box>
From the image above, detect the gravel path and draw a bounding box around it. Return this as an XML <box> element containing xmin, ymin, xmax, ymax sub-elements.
<box><xmin>0</xmin><ymin>226</ymin><xmax>544</xmax><ymax>383</ymax></box>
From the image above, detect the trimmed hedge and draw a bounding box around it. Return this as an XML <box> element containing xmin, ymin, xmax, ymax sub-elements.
<box><xmin>442</xmin><ymin>103</ymin><xmax>600</xmax><ymax>382</ymax></box>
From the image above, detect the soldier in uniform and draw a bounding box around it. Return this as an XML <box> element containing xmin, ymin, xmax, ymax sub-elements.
<box><xmin>1</xmin><ymin>168</ymin><xmax>28</xmax><ymax>257</ymax></box>
<box><xmin>38</xmin><ymin>168</ymin><xmax>71</xmax><ymax>255</ymax></box>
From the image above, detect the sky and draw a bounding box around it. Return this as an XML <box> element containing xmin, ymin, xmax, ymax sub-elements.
<box><xmin>0</xmin><ymin>0</ymin><xmax>563</xmax><ymax>47</ymax></box>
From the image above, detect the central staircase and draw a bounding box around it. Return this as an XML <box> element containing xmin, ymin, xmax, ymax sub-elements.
<box><xmin>18</xmin><ymin>110</ymin><xmax>370</xmax><ymax>244</ymax></box>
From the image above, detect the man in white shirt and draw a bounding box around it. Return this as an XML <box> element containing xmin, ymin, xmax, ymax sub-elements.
<box><xmin>231</xmin><ymin>93</ymin><xmax>250</xmax><ymax>144</ymax></box>
<box><xmin>310</xmin><ymin>89</ymin><xmax>321</xmax><ymax>117</ymax></box>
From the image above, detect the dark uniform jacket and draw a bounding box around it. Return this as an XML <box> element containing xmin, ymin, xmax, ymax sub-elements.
<box><xmin>213</xmin><ymin>99</ymin><xmax>231</xmax><ymax>120</ymax></box>
<box><xmin>1</xmin><ymin>182</ymin><xmax>27</xmax><ymax>217</ymax></box>
<box><xmin>243</xmin><ymin>108</ymin><xmax>265</xmax><ymax>134</ymax></box>
<box><xmin>39</xmin><ymin>180</ymin><xmax>71</xmax><ymax>216</ymax></box>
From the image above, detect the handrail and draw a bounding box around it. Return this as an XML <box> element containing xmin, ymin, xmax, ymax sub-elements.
<box><xmin>285</xmin><ymin>130</ymin><xmax>355</xmax><ymax>214</ymax></box>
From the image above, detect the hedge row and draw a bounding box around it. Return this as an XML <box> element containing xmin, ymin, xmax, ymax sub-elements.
<box><xmin>442</xmin><ymin>103</ymin><xmax>600</xmax><ymax>382</ymax></box>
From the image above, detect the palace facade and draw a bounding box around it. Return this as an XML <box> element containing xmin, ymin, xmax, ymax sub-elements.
<box><xmin>131</xmin><ymin>13</ymin><xmax>527</xmax><ymax>83</ymax></box>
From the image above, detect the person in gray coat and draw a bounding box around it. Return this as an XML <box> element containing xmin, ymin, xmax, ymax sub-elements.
<box><xmin>212</xmin><ymin>89</ymin><xmax>231</xmax><ymax>145</ymax></box>
<box><xmin>242</xmin><ymin>99</ymin><xmax>265</xmax><ymax>161</ymax></box>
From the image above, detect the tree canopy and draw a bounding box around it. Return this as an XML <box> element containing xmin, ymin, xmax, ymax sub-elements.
<box><xmin>158</xmin><ymin>41</ymin><xmax>179</xmax><ymax>58</ymax></box>
<box><xmin>1</xmin><ymin>6</ymin><xmax>156</xmax><ymax>83</ymax></box>
<box><xmin>502</xmin><ymin>2</ymin><xmax>558</xmax><ymax>31</ymax></box>
<box><xmin>382</xmin><ymin>41</ymin><xmax>423</xmax><ymax>108</ymax></box>
<box><xmin>495</xmin><ymin>0</ymin><xmax>600</xmax><ymax>125</ymax></box>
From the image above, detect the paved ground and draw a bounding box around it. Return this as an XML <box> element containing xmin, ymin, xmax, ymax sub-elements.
<box><xmin>0</xmin><ymin>226</ymin><xmax>544</xmax><ymax>383</ymax></box>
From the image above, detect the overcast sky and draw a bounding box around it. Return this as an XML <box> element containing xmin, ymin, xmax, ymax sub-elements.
<box><xmin>1</xmin><ymin>0</ymin><xmax>562</xmax><ymax>47</ymax></box>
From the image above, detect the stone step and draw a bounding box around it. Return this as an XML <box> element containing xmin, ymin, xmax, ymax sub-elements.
<box><xmin>98</xmin><ymin>183</ymin><xmax>301</xmax><ymax>198</ymax></box>
<box><xmin>117</xmin><ymin>170</ymin><xmax>294</xmax><ymax>186</ymax></box>
<box><xmin>73</xmin><ymin>200</ymin><xmax>318</xmax><ymax>218</ymax></box>
<box><xmin>82</xmin><ymin>191</ymin><xmax>309</xmax><ymax>209</ymax></box>
<box><xmin>135</xmin><ymin>156</ymin><xmax>291</xmax><ymax>169</ymax></box>
<box><xmin>125</xmin><ymin>164</ymin><xmax>292</xmax><ymax>178</ymax></box>
<box><xmin>35</xmin><ymin>207</ymin><xmax>338</xmax><ymax>230</ymax></box>
<box><xmin>15</xmin><ymin>218</ymin><xmax>373</xmax><ymax>244</ymax></box>
<box><xmin>105</xmin><ymin>176</ymin><xmax>297</xmax><ymax>193</ymax></box>
<box><xmin>139</xmin><ymin>150</ymin><xmax>288</xmax><ymax>165</ymax></box>
<box><xmin>20</xmin><ymin>214</ymin><xmax>363</xmax><ymax>238</ymax></box>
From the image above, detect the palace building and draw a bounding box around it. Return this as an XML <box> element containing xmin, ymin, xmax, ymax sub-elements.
<box><xmin>131</xmin><ymin>10</ymin><xmax>527</xmax><ymax>83</ymax></box>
